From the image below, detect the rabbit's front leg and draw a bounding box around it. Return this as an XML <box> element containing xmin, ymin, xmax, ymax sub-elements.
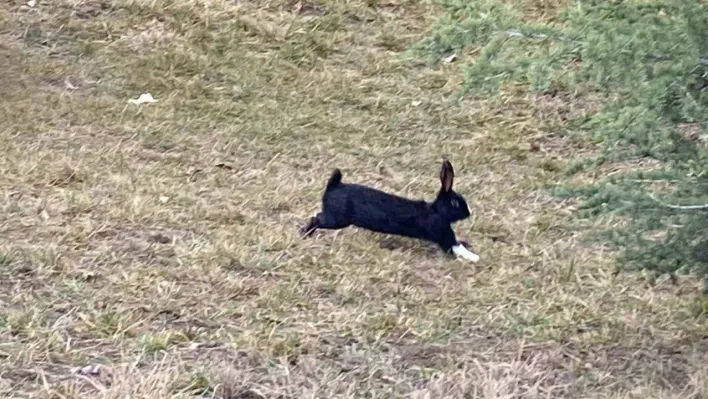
<box><xmin>452</xmin><ymin>242</ymin><xmax>480</xmax><ymax>263</ymax></box>
<box><xmin>437</xmin><ymin>226</ymin><xmax>480</xmax><ymax>263</ymax></box>
<box><xmin>455</xmin><ymin>238</ymin><xmax>478</xmax><ymax>256</ymax></box>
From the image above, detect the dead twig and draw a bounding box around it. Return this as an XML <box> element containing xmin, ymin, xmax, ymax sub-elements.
<box><xmin>648</xmin><ymin>192</ymin><xmax>708</xmax><ymax>210</ymax></box>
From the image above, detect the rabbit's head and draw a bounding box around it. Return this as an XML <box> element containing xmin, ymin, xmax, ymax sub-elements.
<box><xmin>431</xmin><ymin>160</ymin><xmax>471</xmax><ymax>223</ymax></box>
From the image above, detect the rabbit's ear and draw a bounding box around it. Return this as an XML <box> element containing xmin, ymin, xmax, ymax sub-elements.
<box><xmin>440</xmin><ymin>161</ymin><xmax>454</xmax><ymax>192</ymax></box>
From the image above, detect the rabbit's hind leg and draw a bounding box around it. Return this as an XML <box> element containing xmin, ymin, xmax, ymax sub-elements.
<box><xmin>300</xmin><ymin>212</ymin><xmax>349</xmax><ymax>237</ymax></box>
<box><xmin>300</xmin><ymin>212</ymin><xmax>320</xmax><ymax>237</ymax></box>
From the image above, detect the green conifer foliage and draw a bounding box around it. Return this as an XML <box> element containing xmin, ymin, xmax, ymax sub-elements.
<box><xmin>411</xmin><ymin>0</ymin><xmax>708</xmax><ymax>289</ymax></box>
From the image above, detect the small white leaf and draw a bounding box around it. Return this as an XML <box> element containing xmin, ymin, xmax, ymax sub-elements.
<box><xmin>39</xmin><ymin>209</ymin><xmax>50</xmax><ymax>220</ymax></box>
<box><xmin>159</xmin><ymin>196</ymin><xmax>170</xmax><ymax>204</ymax></box>
<box><xmin>188</xmin><ymin>341</ymin><xmax>222</xmax><ymax>350</ymax></box>
<box><xmin>71</xmin><ymin>364</ymin><xmax>102</xmax><ymax>376</ymax></box>
<box><xmin>64</xmin><ymin>78</ymin><xmax>77</xmax><ymax>90</ymax></box>
<box><xmin>127</xmin><ymin>93</ymin><xmax>158</xmax><ymax>105</ymax></box>
<box><xmin>442</xmin><ymin>54</ymin><xmax>457</xmax><ymax>64</ymax></box>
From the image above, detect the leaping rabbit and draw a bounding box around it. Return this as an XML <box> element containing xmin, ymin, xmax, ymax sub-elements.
<box><xmin>300</xmin><ymin>160</ymin><xmax>480</xmax><ymax>262</ymax></box>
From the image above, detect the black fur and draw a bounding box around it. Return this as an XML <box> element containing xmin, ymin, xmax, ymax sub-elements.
<box><xmin>301</xmin><ymin>161</ymin><xmax>472</xmax><ymax>254</ymax></box>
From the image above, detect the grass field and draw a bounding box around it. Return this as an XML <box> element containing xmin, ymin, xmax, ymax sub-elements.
<box><xmin>1</xmin><ymin>0</ymin><xmax>707</xmax><ymax>397</ymax></box>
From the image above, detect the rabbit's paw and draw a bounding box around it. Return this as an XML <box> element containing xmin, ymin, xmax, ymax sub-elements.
<box><xmin>452</xmin><ymin>244</ymin><xmax>480</xmax><ymax>263</ymax></box>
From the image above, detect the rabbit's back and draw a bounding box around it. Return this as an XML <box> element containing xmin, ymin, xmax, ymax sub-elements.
<box><xmin>323</xmin><ymin>183</ymin><xmax>429</xmax><ymax>237</ymax></box>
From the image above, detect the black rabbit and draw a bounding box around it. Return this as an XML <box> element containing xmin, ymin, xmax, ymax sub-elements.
<box><xmin>300</xmin><ymin>161</ymin><xmax>480</xmax><ymax>262</ymax></box>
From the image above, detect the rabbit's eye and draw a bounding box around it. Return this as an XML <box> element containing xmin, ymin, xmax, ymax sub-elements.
<box><xmin>451</xmin><ymin>199</ymin><xmax>459</xmax><ymax>207</ymax></box>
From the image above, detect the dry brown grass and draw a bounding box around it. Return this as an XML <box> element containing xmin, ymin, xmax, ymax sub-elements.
<box><xmin>1</xmin><ymin>0</ymin><xmax>707</xmax><ymax>398</ymax></box>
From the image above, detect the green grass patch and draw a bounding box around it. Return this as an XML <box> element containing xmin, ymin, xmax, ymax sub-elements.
<box><xmin>411</xmin><ymin>0</ymin><xmax>708</xmax><ymax>287</ymax></box>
